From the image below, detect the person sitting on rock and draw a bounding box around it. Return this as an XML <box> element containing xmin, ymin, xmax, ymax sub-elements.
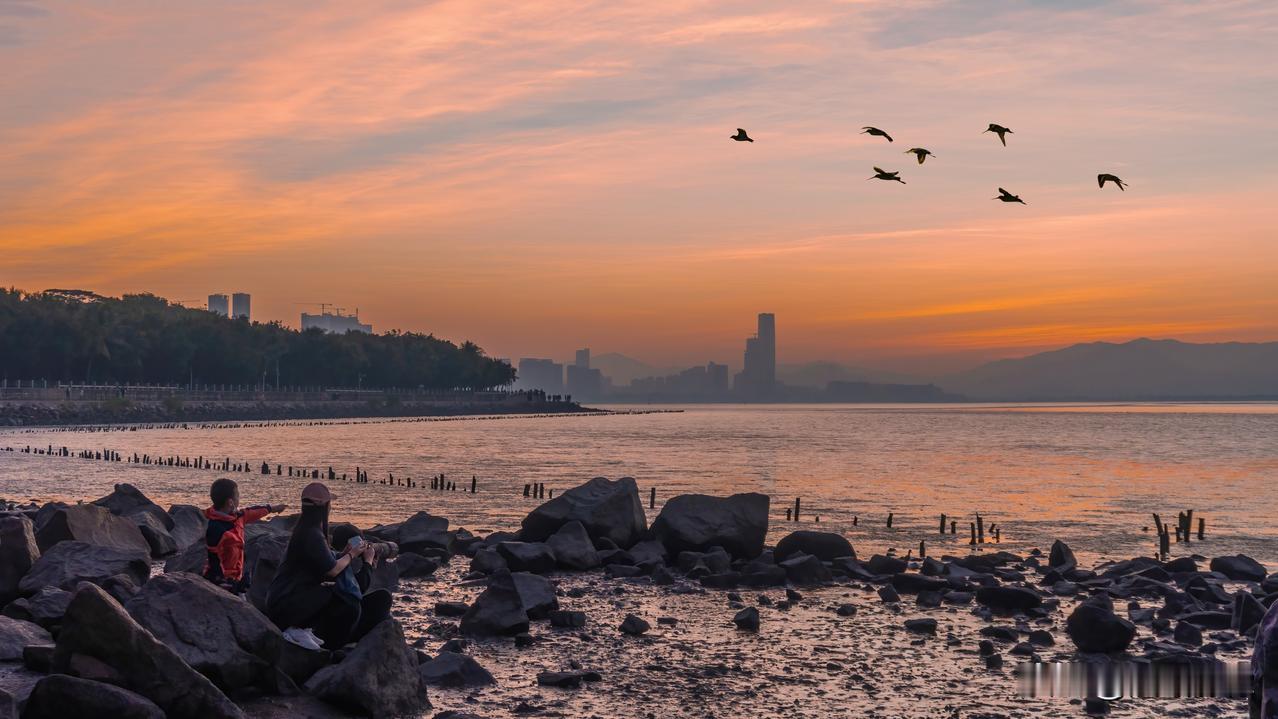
<box><xmin>204</xmin><ymin>477</ymin><xmax>286</xmax><ymax>593</ymax></box>
<box><xmin>265</xmin><ymin>482</ymin><xmax>392</xmax><ymax>651</ymax></box>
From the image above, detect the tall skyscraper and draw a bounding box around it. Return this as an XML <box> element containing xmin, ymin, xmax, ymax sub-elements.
<box><xmin>207</xmin><ymin>293</ymin><xmax>229</xmax><ymax>317</ymax></box>
<box><xmin>231</xmin><ymin>292</ymin><xmax>251</xmax><ymax>320</ymax></box>
<box><xmin>733</xmin><ymin>312</ymin><xmax>777</xmax><ymax>398</ymax></box>
<box><xmin>574</xmin><ymin>348</ymin><xmax>591</xmax><ymax>368</ymax></box>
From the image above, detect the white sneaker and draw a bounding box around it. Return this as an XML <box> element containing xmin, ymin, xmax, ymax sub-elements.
<box><xmin>283</xmin><ymin>627</ymin><xmax>323</xmax><ymax>651</ymax></box>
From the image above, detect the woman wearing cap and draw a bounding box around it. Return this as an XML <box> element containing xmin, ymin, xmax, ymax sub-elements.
<box><xmin>265</xmin><ymin>482</ymin><xmax>392</xmax><ymax>650</ymax></box>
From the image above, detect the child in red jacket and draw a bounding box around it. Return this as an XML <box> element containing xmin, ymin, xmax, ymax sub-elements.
<box><xmin>204</xmin><ymin>478</ymin><xmax>286</xmax><ymax>592</ymax></box>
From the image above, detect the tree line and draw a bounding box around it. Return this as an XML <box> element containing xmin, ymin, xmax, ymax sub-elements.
<box><xmin>0</xmin><ymin>288</ymin><xmax>516</xmax><ymax>390</ymax></box>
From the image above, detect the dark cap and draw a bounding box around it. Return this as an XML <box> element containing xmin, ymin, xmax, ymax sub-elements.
<box><xmin>301</xmin><ymin>482</ymin><xmax>333</xmax><ymax>504</ymax></box>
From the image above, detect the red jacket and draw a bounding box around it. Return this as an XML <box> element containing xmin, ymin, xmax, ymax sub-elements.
<box><xmin>203</xmin><ymin>505</ymin><xmax>271</xmax><ymax>586</ymax></box>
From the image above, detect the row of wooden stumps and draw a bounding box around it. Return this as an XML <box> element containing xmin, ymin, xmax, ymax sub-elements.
<box><xmin>523</xmin><ymin>483</ymin><xmax>552</xmax><ymax>500</ymax></box>
<box><xmin>1151</xmin><ymin>510</ymin><xmax>1206</xmax><ymax>558</ymax></box>
<box><xmin>783</xmin><ymin>497</ymin><xmax>824</xmax><ymax>523</ymax></box>
<box><xmin>933</xmin><ymin>512</ymin><xmax>1001</xmax><ymax>545</ymax></box>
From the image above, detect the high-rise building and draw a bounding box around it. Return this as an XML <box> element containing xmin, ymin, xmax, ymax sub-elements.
<box><xmin>707</xmin><ymin>362</ymin><xmax>730</xmax><ymax>394</ymax></box>
<box><xmin>733</xmin><ymin>312</ymin><xmax>777</xmax><ymax>398</ymax></box>
<box><xmin>301</xmin><ymin>309</ymin><xmax>373</xmax><ymax>334</ymax></box>
<box><xmin>516</xmin><ymin>358</ymin><xmax>564</xmax><ymax>394</ymax></box>
<box><xmin>574</xmin><ymin>348</ymin><xmax>591</xmax><ymax>368</ymax></box>
<box><xmin>207</xmin><ymin>294</ymin><xmax>229</xmax><ymax>317</ymax></box>
<box><xmin>231</xmin><ymin>293</ymin><xmax>251</xmax><ymax>320</ymax></box>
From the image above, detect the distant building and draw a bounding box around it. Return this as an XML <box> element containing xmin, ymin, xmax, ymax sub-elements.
<box><xmin>733</xmin><ymin>313</ymin><xmax>776</xmax><ymax>398</ymax></box>
<box><xmin>574</xmin><ymin>348</ymin><xmax>591</xmax><ymax>368</ymax></box>
<box><xmin>566</xmin><ymin>364</ymin><xmax>603</xmax><ymax>400</ymax></box>
<box><xmin>301</xmin><ymin>309</ymin><xmax>373</xmax><ymax>334</ymax></box>
<box><xmin>625</xmin><ymin>362</ymin><xmax>731</xmax><ymax>400</ymax></box>
<box><xmin>707</xmin><ymin>362</ymin><xmax>730</xmax><ymax>394</ymax></box>
<box><xmin>516</xmin><ymin>358</ymin><xmax>564</xmax><ymax>394</ymax></box>
<box><xmin>231</xmin><ymin>292</ymin><xmax>251</xmax><ymax>320</ymax></box>
<box><xmin>207</xmin><ymin>294</ymin><xmax>229</xmax><ymax>317</ymax></box>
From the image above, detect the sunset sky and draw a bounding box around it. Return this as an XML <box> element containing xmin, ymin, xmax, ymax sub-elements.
<box><xmin>3</xmin><ymin>1</ymin><xmax>1276</xmax><ymax>374</ymax></box>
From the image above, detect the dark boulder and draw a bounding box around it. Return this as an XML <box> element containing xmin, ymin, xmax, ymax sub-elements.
<box><xmin>733</xmin><ymin>606</ymin><xmax>760</xmax><ymax>631</ymax></box>
<box><xmin>1233</xmin><ymin>591</ymin><xmax>1267</xmax><ymax>633</ymax></box>
<box><xmin>164</xmin><ymin>540</ymin><xmax>206</xmax><ymax>575</ymax></box>
<box><xmin>519</xmin><ymin>476</ymin><xmax>647</xmax><ymax>549</ymax></box>
<box><xmin>549</xmin><ymin>610</ymin><xmax>587</xmax><ymax>628</ymax></box>
<box><xmin>167</xmin><ymin>504</ymin><xmax>207</xmax><ymax>549</ymax></box>
<box><xmin>18</xmin><ymin>541</ymin><xmax>149</xmax><ymax>594</ymax></box>
<box><xmin>774</xmin><ymin>531</ymin><xmax>854</xmax><ymax>562</ymax></box>
<box><xmin>469</xmin><ymin>548</ymin><xmax>507</xmax><ymax>575</ymax></box>
<box><xmin>867</xmin><ymin>555</ymin><xmax>907</xmax><ymax>575</ymax></box>
<box><xmin>34</xmin><ymin>503</ymin><xmax>150</xmax><ymax>554</ymax></box>
<box><xmin>1180</xmin><ymin>611</ymin><xmax>1233</xmax><ymax>629</ymax></box>
<box><xmin>1066</xmin><ymin>596</ymin><xmax>1137</xmax><ymax>653</ymax></box>
<box><xmin>1211</xmin><ymin>554</ymin><xmax>1266</xmax><ymax>582</ymax></box>
<box><xmin>628</xmin><ymin>540</ymin><xmax>667</xmax><ymax>567</ymax></box>
<box><xmin>649</xmin><ymin>492</ymin><xmax>769</xmax><ymax>559</ymax></box>
<box><xmin>537</xmin><ymin>669</ymin><xmax>601</xmax><ymax>688</ymax></box>
<box><xmin>904</xmin><ymin>618</ymin><xmax>937</xmax><ymax>635</ymax></box>
<box><xmin>619</xmin><ymin>613</ymin><xmax>650</xmax><ymax>635</ymax></box>
<box><xmin>245</xmin><ymin>534</ymin><xmax>290</xmax><ymax>613</ymax></box>
<box><xmin>0</xmin><ymin>516</ymin><xmax>39</xmax><ymax>605</ymax></box>
<box><xmin>0</xmin><ymin>615</ymin><xmax>51</xmax><ymax>660</ymax></box>
<box><xmin>52</xmin><ymin>583</ymin><xmax>244</xmax><ymax>719</ymax></box>
<box><xmin>397</xmin><ymin>512</ymin><xmax>456</xmax><ymax>556</ymax></box>
<box><xmin>496</xmin><ymin>542</ymin><xmax>557</xmax><ymax>574</ymax></box>
<box><xmin>1163</xmin><ymin>556</ymin><xmax>1198</xmax><ymax>574</ymax></box>
<box><xmin>394</xmin><ymin>552</ymin><xmax>440</xmax><ymax>578</ymax></box>
<box><xmin>460</xmin><ymin>571</ymin><xmax>555</xmax><ymax>636</ymax></box>
<box><xmin>93</xmin><ymin>483</ymin><xmax>174</xmax><ymax>530</ymax></box>
<box><xmin>23</xmin><ymin>674</ymin><xmax>164</xmax><ymax>719</ymax></box>
<box><xmin>1048</xmin><ymin>540</ymin><xmax>1077</xmax><ymax>572</ymax></box>
<box><xmin>779</xmin><ymin>553</ymin><xmax>832</xmax><ymax>585</ymax></box>
<box><xmin>511</xmin><ymin>571</ymin><xmax>559</xmax><ymax>619</ymax></box>
<box><xmin>891</xmin><ymin>573</ymin><xmax>949</xmax><ymax>594</ymax></box>
<box><xmin>419</xmin><ymin>651</ymin><xmax>495</xmax><ymax>687</ymax></box>
<box><xmin>546</xmin><ymin>521</ymin><xmax>600</xmax><ymax>571</ymax></box>
<box><xmin>125</xmin><ymin>572</ymin><xmax>294</xmax><ymax>694</ymax></box>
<box><xmin>975</xmin><ymin>586</ymin><xmax>1043</xmax><ymax>615</ymax></box>
<box><xmin>304</xmin><ymin>618</ymin><xmax>428</xmax><ymax>718</ymax></box>
<box><xmin>435</xmin><ymin>601</ymin><xmax>469</xmax><ymax>617</ymax></box>
<box><xmin>1173</xmin><ymin>621</ymin><xmax>1203</xmax><ymax>646</ymax></box>
<box><xmin>134</xmin><ymin>511</ymin><xmax>178</xmax><ymax>558</ymax></box>
<box><xmin>2</xmin><ymin>586</ymin><xmax>71</xmax><ymax>628</ymax></box>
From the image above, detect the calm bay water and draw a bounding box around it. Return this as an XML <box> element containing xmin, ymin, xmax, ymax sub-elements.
<box><xmin>3</xmin><ymin>402</ymin><xmax>1278</xmax><ymax>565</ymax></box>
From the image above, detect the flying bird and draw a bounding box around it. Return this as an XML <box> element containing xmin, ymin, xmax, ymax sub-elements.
<box><xmin>1097</xmin><ymin>173</ymin><xmax>1127</xmax><ymax>191</ymax></box>
<box><xmin>905</xmin><ymin>148</ymin><xmax>934</xmax><ymax>164</ymax></box>
<box><xmin>993</xmin><ymin>187</ymin><xmax>1025</xmax><ymax>204</ymax></box>
<box><xmin>730</xmin><ymin>128</ymin><xmax>753</xmax><ymax>142</ymax></box>
<box><xmin>985</xmin><ymin>124</ymin><xmax>1013</xmax><ymax>146</ymax></box>
<box><xmin>868</xmin><ymin>167</ymin><xmax>905</xmax><ymax>184</ymax></box>
<box><xmin>861</xmin><ymin>126</ymin><xmax>893</xmax><ymax>142</ymax></box>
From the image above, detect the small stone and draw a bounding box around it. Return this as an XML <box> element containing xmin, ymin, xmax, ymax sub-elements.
<box><xmin>835</xmin><ymin>603</ymin><xmax>857</xmax><ymax>617</ymax></box>
<box><xmin>733</xmin><ymin>607</ymin><xmax>760</xmax><ymax>632</ymax></box>
<box><xmin>620</xmin><ymin>614</ymin><xmax>650</xmax><ymax>635</ymax></box>
<box><xmin>904</xmin><ymin>618</ymin><xmax>937</xmax><ymax>635</ymax></box>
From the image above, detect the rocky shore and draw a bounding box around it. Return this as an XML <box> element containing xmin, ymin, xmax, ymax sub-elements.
<box><xmin>0</xmin><ymin>397</ymin><xmax>595</xmax><ymax>428</ymax></box>
<box><xmin>0</xmin><ymin>477</ymin><xmax>1266</xmax><ymax>718</ymax></box>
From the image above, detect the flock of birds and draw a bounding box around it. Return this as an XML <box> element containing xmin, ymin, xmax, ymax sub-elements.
<box><xmin>728</xmin><ymin>124</ymin><xmax>1129</xmax><ymax>205</ymax></box>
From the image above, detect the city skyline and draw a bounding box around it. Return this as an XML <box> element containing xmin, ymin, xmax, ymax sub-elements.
<box><xmin>3</xmin><ymin>2</ymin><xmax>1276</xmax><ymax>374</ymax></box>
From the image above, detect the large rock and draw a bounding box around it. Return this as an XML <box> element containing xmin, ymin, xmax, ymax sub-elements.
<box><xmin>780</xmin><ymin>553</ymin><xmax>832</xmax><ymax>585</ymax></box>
<box><xmin>134</xmin><ymin>511</ymin><xmax>178</xmax><ymax>558</ymax></box>
<box><xmin>519</xmin><ymin>476</ymin><xmax>647</xmax><ymax>549</ymax></box>
<box><xmin>167</xmin><ymin>504</ymin><xmax>208</xmax><ymax>549</ymax></box>
<box><xmin>398</xmin><ymin>512</ymin><xmax>455</xmax><ymax>556</ymax></box>
<box><xmin>52</xmin><ymin>583</ymin><xmax>245</xmax><ymax>719</ymax></box>
<box><xmin>1211</xmin><ymin>554</ymin><xmax>1266</xmax><ymax>582</ymax></box>
<box><xmin>22</xmin><ymin>674</ymin><xmax>164</xmax><ymax>719</ymax></box>
<box><xmin>774</xmin><ymin>531</ymin><xmax>854</xmax><ymax>562</ymax></box>
<box><xmin>94</xmin><ymin>483</ymin><xmax>174</xmax><ymax>531</ymax></box>
<box><xmin>18</xmin><ymin>541</ymin><xmax>149</xmax><ymax>594</ymax></box>
<box><xmin>2</xmin><ymin>586</ymin><xmax>71</xmax><ymax>628</ymax></box>
<box><xmin>304</xmin><ymin>618</ymin><xmax>428</xmax><ymax>718</ymax></box>
<box><xmin>649</xmin><ymin>493</ymin><xmax>769</xmax><ymax>559</ymax></box>
<box><xmin>546</xmin><ymin>521</ymin><xmax>600</xmax><ymax>570</ymax></box>
<box><xmin>1048</xmin><ymin>540</ymin><xmax>1077</xmax><ymax>572</ymax></box>
<box><xmin>125</xmin><ymin>572</ymin><xmax>293</xmax><ymax>694</ymax></box>
<box><xmin>418</xmin><ymin>651</ymin><xmax>496</xmax><ymax>687</ymax></box>
<box><xmin>890</xmin><ymin>573</ymin><xmax>949</xmax><ymax>594</ymax></box>
<box><xmin>1066</xmin><ymin>595</ymin><xmax>1136</xmax><ymax>653</ymax></box>
<box><xmin>165</xmin><ymin>541</ymin><xmax>206</xmax><ymax>575</ymax></box>
<box><xmin>0</xmin><ymin>516</ymin><xmax>39</xmax><ymax>604</ymax></box>
<box><xmin>0</xmin><ymin>615</ymin><xmax>51</xmax><ymax>660</ymax></box>
<box><xmin>34</xmin><ymin>503</ymin><xmax>150</xmax><ymax>554</ymax></box>
<box><xmin>394</xmin><ymin>552</ymin><xmax>440</xmax><ymax>578</ymax></box>
<box><xmin>459</xmin><ymin>571</ymin><xmax>558</xmax><ymax>636</ymax></box>
<box><xmin>495</xmin><ymin>542</ymin><xmax>557</xmax><ymax>574</ymax></box>
<box><xmin>246</xmin><ymin>534</ymin><xmax>290</xmax><ymax>613</ymax></box>
<box><xmin>975</xmin><ymin>586</ymin><xmax>1043</xmax><ymax>615</ymax></box>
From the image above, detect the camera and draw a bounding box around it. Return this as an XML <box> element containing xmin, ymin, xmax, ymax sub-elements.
<box><xmin>347</xmin><ymin>536</ymin><xmax>399</xmax><ymax>561</ymax></box>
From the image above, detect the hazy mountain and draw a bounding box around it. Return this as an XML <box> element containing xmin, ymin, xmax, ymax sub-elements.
<box><xmin>590</xmin><ymin>353</ymin><xmax>681</xmax><ymax>386</ymax></box>
<box><xmin>942</xmin><ymin>338</ymin><xmax>1278</xmax><ymax>400</ymax></box>
<box><xmin>778</xmin><ymin>361</ymin><xmax>923</xmax><ymax>388</ymax></box>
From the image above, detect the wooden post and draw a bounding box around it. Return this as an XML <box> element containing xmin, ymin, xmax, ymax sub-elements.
<box><xmin>852</xmin><ymin>516</ymin><xmax>858</xmax><ymax>526</ymax></box>
<box><xmin>939</xmin><ymin>513</ymin><xmax>946</xmax><ymax>534</ymax></box>
<box><xmin>785</xmin><ymin>508</ymin><xmax>792</xmax><ymax>521</ymax></box>
<box><xmin>969</xmin><ymin>522</ymin><xmax>977</xmax><ymax>545</ymax></box>
<box><xmin>976</xmin><ymin>514</ymin><xmax>984</xmax><ymax>544</ymax></box>
<box><xmin>471</xmin><ymin>476</ymin><xmax>477</xmax><ymax>493</ymax></box>
<box><xmin>950</xmin><ymin>520</ymin><xmax>957</xmax><ymax>534</ymax></box>
<box><xmin>1198</xmin><ymin>517</ymin><xmax>1205</xmax><ymax>540</ymax></box>
<box><xmin>1160</xmin><ymin>524</ymin><xmax>1170</xmax><ymax>556</ymax></box>
<box><xmin>649</xmin><ymin>487</ymin><xmax>656</xmax><ymax>509</ymax></box>
<box><xmin>919</xmin><ymin>540</ymin><xmax>926</xmax><ymax>558</ymax></box>
<box><xmin>1184</xmin><ymin>510</ymin><xmax>1194</xmax><ymax>543</ymax></box>
<box><xmin>794</xmin><ymin>497</ymin><xmax>801</xmax><ymax>522</ymax></box>
<box><xmin>886</xmin><ymin>512</ymin><xmax>893</xmax><ymax>528</ymax></box>
<box><xmin>523</xmin><ymin>483</ymin><xmax>530</xmax><ymax>497</ymax></box>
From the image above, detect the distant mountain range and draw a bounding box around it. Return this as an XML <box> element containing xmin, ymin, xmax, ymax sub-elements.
<box><xmin>940</xmin><ymin>338</ymin><xmax>1278</xmax><ymax>400</ymax></box>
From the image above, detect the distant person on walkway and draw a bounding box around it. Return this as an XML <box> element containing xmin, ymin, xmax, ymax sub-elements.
<box><xmin>265</xmin><ymin>482</ymin><xmax>392</xmax><ymax>651</ymax></box>
<box><xmin>203</xmin><ymin>477</ymin><xmax>286</xmax><ymax>592</ymax></box>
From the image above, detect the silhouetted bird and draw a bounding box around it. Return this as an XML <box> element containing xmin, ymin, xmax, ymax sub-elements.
<box><xmin>993</xmin><ymin>187</ymin><xmax>1025</xmax><ymax>204</ymax></box>
<box><xmin>985</xmin><ymin>124</ymin><xmax>1013</xmax><ymax>146</ymax></box>
<box><xmin>905</xmin><ymin>148</ymin><xmax>934</xmax><ymax>164</ymax></box>
<box><xmin>1097</xmin><ymin>173</ymin><xmax>1127</xmax><ymax>191</ymax></box>
<box><xmin>861</xmin><ymin>126</ymin><xmax>893</xmax><ymax>142</ymax></box>
<box><xmin>868</xmin><ymin>167</ymin><xmax>905</xmax><ymax>184</ymax></box>
<box><xmin>731</xmin><ymin>128</ymin><xmax>753</xmax><ymax>142</ymax></box>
